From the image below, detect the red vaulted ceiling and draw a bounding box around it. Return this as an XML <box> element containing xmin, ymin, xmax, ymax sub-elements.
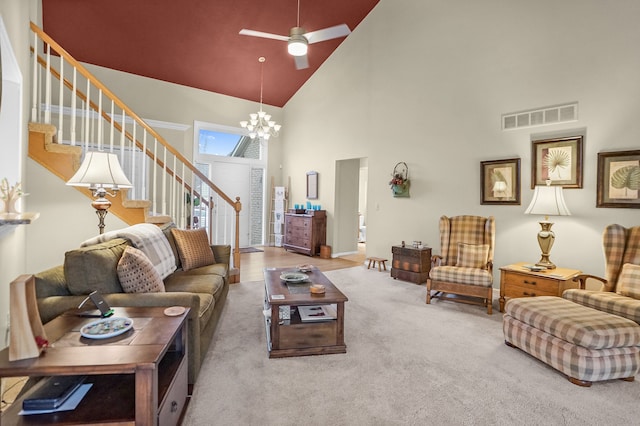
<box><xmin>42</xmin><ymin>0</ymin><xmax>380</xmax><ymax>108</ymax></box>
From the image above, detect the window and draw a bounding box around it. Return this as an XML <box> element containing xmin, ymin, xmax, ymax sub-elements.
<box><xmin>196</xmin><ymin>123</ymin><xmax>261</xmax><ymax>160</ymax></box>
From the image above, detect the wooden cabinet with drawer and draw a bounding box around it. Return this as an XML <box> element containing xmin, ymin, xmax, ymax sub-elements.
<box><xmin>283</xmin><ymin>210</ymin><xmax>326</xmax><ymax>256</ymax></box>
<box><xmin>499</xmin><ymin>262</ymin><xmax>581</xmax><ymax>312</ymax></box>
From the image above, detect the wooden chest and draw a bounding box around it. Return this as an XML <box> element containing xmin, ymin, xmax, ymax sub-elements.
<box><xmin>283</xmin><ymin>210</ymin><xmax>327</xmax><ymax>256</ymax></box>
<box><xmin>391</xmin><ymin>245</ymin><xmax>432</xmax><ymax>284</ymax></box>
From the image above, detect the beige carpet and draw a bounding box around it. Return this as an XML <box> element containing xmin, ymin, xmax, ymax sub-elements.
<box><xmin>184</xmin><ymin>267</ymin><xmax>640</xmax><ymax>425</ymax></box>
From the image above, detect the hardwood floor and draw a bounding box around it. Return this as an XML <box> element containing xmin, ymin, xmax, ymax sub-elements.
<box><xmin>239</xmin><ymin>243</ymin><xmax>367</xmax><ymax>282</ymax></box>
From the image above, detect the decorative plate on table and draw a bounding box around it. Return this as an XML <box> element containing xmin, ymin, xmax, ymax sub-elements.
<box><xmin>80</xmin><ymin>317</ymin><xmax>134</xmax><ymax>340</ymax></box>
<box><xmin>280</xmin><ymin>272</ymin><xmax>309</xmax><ymax>283</ymax></box>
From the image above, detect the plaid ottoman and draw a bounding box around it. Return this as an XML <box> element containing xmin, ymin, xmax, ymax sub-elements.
<box><xmin>503</xmin><ymin>296</ymin><xmax>640</xmax><ymax>386</ymax></box>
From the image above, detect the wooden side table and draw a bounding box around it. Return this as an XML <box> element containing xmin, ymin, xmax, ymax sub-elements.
<box><xmin>499</xmin><ymin>262</ymin><xmax>581</xmax><ymax>312</ymax></box>
<box><xmin>0</xmin><ymin>307</ymin><xmax>189</xmax><ymax>426</ymax></box>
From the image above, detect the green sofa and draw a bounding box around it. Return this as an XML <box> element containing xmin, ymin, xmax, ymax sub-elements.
<box><xmin>31</xmin><ymin>224</ymin><xmax>230</xmax><ymax>385</ymax></box>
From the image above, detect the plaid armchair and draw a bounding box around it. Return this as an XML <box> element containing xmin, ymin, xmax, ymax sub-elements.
<box><xmin>563</xmin><ymin>224</ymin><xmax>640</xmax><ymax>323</ymax></box>
<box><xmin>426</xmin><ymin>215</ymin><xmax>495</xmax><ymax>314</ymax></box>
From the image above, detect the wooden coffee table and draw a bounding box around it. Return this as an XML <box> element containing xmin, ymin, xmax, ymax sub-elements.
<box><xmin>263</xmin><ymin>267</ymin><xmax>348</xmax><ymax>358</ymax></box>
<box><xmin>0</xmin><ymin>306</ymin><xmax>189</xmax><ymax>426</ymax></box>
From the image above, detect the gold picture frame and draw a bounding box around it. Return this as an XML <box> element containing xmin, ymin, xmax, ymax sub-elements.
<box><xmin>531</xmin><ymin>136</ymin><xmax>583</xmax><ymax>188</ymax></box>
<box><xmin>597</xmin><ymin>150</ymin><xmax>640</xmax><ymax>208</ymax></box>
<box><xmin>481</xmin><ymin>158</ymin><xmax>521</xmax><ymax>205</ymax></box>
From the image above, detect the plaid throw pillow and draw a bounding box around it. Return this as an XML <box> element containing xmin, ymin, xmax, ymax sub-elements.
<box><xmin>117</xmin><ymin>246</ymin><xmax>165</xmax><ymax>293</ymax></box>
<box><xmin>456</xmin><ymin>243</ymin><xmax>489</xmax><ymax>269</ymax></box>
<box><xmin>616</xmin><ymin>263</ymin><xmax>640</xmax><ymax>299</ymax></box>
<box><xmin>171</xmin><ymin>228</ymin><xmax>216</xmax><ymax>271</ymax></box>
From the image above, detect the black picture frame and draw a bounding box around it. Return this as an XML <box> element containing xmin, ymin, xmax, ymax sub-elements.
<box><xmin>596</xmin><ymin>150</ymin><xmax>640</xmax><ymax>208</ymax></box>
<box><xmin>480</xmin><ymin>158</ymin><xmax>521</xmax><ymax>205</ymax></box>
<box><xmin>531</xmin><ymin>135</ymin><xmax>583</xmax><ymax>189</ymax></box>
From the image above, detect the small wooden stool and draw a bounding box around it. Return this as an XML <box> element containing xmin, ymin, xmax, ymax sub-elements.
<box><xmin>366</xmin><ymin>257</ymin><xmax>388</xmax><ymax>271</ymax></box>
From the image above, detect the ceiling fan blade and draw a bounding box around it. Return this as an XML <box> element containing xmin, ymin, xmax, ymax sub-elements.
<box><xmin>304</xmin><ymin>24</ymin><xmax>351</xmax><ymax>44</ymax></box>
<box><xmin>239</xmin><ymin>29</ymin><xmax>289</xmax><ymax>42</ymax></box>
<box><xmin>294</xmin><ymin>55</ymin><xmax>309</xmax><ymax>70</ymax></box>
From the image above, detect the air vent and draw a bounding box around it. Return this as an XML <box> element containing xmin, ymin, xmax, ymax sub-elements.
<box><xmin>502</xmin><ymin>102</ymin><xmax>578</xmax><ymax>130</ymax></box>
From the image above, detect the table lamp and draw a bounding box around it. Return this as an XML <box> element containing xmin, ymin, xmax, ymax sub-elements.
<box><xmin>67</xmin><ymin>151</ymin><xmax>132</xmax><ymax>234</ymax></box>
<box><xmin>524</xmin><ymin>180</ymin><xmax>571</xmax><ymax>269</ymax></box>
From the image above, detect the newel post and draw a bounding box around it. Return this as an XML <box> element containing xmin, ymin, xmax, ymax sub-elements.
<box><xmin>233</xmin><ymin>197</ymin><xmax>242</xmax><ymax>270</ymax></box>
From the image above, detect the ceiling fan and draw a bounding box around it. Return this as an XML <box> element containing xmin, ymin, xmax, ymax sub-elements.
<box><xmin>239</xmin><ymin>0</ymin><xmax>351</xmax><ymax>70</ymax></box>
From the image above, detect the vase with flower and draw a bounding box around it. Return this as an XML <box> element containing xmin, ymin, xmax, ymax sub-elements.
<box><xmin>1</xmin><ymin>178</ymin><xmax>28</xmax><ymax>217</ymax></box>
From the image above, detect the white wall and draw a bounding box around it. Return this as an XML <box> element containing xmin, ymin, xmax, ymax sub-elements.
<box><xmin>0</xmin><ymin>0</ymin><xmax>40</xmax><ymax>350</ymax></box>
<box><xmin>282</xmin><ymin>0</ymin><xmax>640</xmax><ymax>279</ymax></box>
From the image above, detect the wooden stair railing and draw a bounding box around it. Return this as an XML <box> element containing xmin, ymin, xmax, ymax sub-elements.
<box><xmin>29</xmin><ymin>21</ymin><xmax>242</xmax><ymax>272</ymax></box>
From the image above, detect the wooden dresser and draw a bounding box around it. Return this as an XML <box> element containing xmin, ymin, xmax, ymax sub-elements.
<box><xmin>283</xmin><ymin>210</ymin><xmax>327</xmax><ymax>256</ymax></box>
<box><xmin>499</xmin><ymin>262</ymin><xmax>581</xmax><ymax>312</ymax></box>
<box><xmin>391</xmin><ymin>245</ymin><xmax>432</xmax><ymax>284</ymax></box>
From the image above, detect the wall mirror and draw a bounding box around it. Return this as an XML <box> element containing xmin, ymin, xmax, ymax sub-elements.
<box><xmin>307</xmin><ymin>171</ymin><xmax>318</xmax><ymax>199</ymax></box>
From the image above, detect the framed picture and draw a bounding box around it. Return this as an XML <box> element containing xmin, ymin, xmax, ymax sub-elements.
<box><xmin>597</xmin><ymin>150</ymin><xmax>640</xmax><ymax>208</ymax></box>
<box><xmin>531</xmin><ymin>135</ymin><xmax>583</xmax><ymax>188</ymax></box>
<box><xmin>480</xmin><ymin>158</ymin><xmax>521</xmax><ymax>205</ymax></box>
<box><xmin>306</xmin><ymin>171</ymin><xmax>318</xmax><ymax>199</ymax></box>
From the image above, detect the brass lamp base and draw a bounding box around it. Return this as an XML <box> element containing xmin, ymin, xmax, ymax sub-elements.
<box><xmin>91</xmin><ymin>196</ymin><xmax>112</xmax><ymax>235</ymax></box>
<box><xmin>535</xmin><ymin>221</ymin><xmax>556</xmax><ymax>269</ymax></box>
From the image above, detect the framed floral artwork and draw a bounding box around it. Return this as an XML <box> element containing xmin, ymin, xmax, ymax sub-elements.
<box><xmin>597</xmin><ymin>150</ymin><xmax>640</xmax><ymax>208</ymax></box>
<box><xmin>531</xmin><ymin>135</ymin><xmax>583</xmax><ymax>188</ymax></box>
<box><xmin>480</xmin><ymin>158</ymin><xmax>521</xmax><ymax>205</ymax></box>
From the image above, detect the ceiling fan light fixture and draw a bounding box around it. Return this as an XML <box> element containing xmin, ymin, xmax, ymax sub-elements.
<box><xmin>288</xmin><ymin>39</ymin><xmax>308</xmax><ymax>56</ymax></box>
<box><xmin>288</xmin><ymin>28</ymin><xmax>308</xmax><ymax>56</ymax></box>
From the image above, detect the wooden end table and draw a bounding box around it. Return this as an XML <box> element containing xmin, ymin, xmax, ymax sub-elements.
<box><xmin>499</xmin><ymin>262</ymin><xmax>582</xmax><ymax>312</ymax></box>
<box><xmin>0</xmin><ymin>306</ymin><xmax>189</xmax><ymax>426</ymax></box>
<box><xmin>263</xmin><ymin>267</ymin><xmax>348</xmax><ymax>358</ymax></box>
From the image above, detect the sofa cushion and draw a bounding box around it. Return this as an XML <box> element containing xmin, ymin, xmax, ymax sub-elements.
<box><xmin>616</xmin><ymin>263</ymin><xmax>640</xmax><ymax>299</ymax></box>
<box><xmin>164</xmin><ymin>273</ymin><xmax>220</xmax><ymax>330</ymax></box>
<box><xmin>563</xmin><ymin>289</ymin><xmax>640</xmax><ymax>324</ymax></box>
<box><xmin>164</xmin><ymin>272</ymin><xmax>225</xmax><ymax>299</ymax></box>
<box><xmin>64</xmin><ymin>238</ymin><xmax>130</xmax><ymax>295</ymax></box>
<box><xmin>429</xmin><ymin>265</ymin><xmax>493</xmax><ymax>286</ymax></box>
<box><xmin>456</xmin><ymin>243</ymin><xmax>489</xmax><ymax>268</ymax></box>
<box><xmin>175</xmin><ymin>263</ymin><xmax>229</xmax><ymax>280</ymax></box>
<box><xmin>34</xmin><ymin>265</ymin><xmax>70</xmax><ymax>298</ymax></box>
<box><xmin>117</xmin><ymin>246</ymin><xmax>166</xmax><ymax>293</ymax></box>
<box><xmin>171</xmin><ymin>228</ymin><xmax>216</xmax><ymax>271</ymax></box>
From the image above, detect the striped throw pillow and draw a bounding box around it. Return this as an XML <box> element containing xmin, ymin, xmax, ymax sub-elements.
<box><xmin>171</xmin><ymin>228</ymin><xmax>216</xmax><ymax>271</ymax></box>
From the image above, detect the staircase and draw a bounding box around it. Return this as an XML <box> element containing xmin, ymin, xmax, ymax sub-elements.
<box><xmin>28</xmin><ymin>22</ymin><xmax>242</xmax><ymax>276</ymax></box>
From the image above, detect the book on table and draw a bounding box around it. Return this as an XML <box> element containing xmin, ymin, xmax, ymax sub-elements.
<box><xmin>298</xmin><ymin>305</ymin><xmax>337</xmax><ymax>322</ymax></box>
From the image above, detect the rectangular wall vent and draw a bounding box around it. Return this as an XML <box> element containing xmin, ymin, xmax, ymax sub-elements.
<box><xmin>502</xmin><ymin>102</ymin><xmax>578</xmax><ymax>130</ymax></box>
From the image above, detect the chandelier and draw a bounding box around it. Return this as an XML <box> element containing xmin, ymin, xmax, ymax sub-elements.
<box><xmin>240</xmin><ymin>57</ymin><xmax>281</xmax><ymax>141</ymax></box>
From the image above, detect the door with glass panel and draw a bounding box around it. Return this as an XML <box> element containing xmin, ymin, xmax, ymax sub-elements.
<box><xmin>194</xmin><ymin>122</ymin><xmax>266</xmax><ymax>247</ymax></box>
